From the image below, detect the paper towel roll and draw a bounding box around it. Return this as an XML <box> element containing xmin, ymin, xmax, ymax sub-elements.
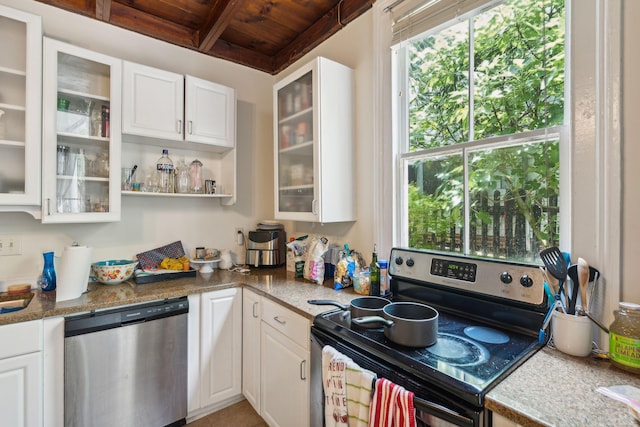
<box><xmin>56</xmin><ymin>245</ymin><xmax>93</xmax><ymax>302</ymax></box>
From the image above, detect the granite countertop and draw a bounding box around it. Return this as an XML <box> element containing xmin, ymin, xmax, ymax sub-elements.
<box><xmin>4</xmin><ymin>267</ymin><xmax>638</xmax><ymax>426</ymax></box>
<box><xmin>0</xmin><ymin>266</ymin><xmax>357</xmax><ymax>325</ymax></box>
<box><xmin>486</xmin><ymin>346</ymin><xmax>640</xmax><ymax>426</ymax></box>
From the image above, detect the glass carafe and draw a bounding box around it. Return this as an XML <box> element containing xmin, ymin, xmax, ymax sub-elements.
<box><xmin>189</xmin><ymin>159</ymin><xmax>203</xmax><ymax>193</ymax></box>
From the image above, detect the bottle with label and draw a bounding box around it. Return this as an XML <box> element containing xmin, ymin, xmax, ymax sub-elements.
<box><xmin>609</xmin><ymin>302</ymin><xmax>640</xmax><ymax>374</ymax></box>
<box><xmin>369</xmin><ymin>245</ymin><xmax>380</xmax><ymax>297</ymax></box>
<box><xmin>378</xmin><ymin>259</ymin><xmax>389</xmax><ymax>296</ymax></box>
<box><xmin>156</xmin><ymin>149</ymin><xmax>174</xmax><ymax>193</ymax></box>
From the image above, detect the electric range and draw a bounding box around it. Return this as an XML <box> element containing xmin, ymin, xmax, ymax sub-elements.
<box><xmin>310</xmin><ymin>248</ymin><xmax>550</xmax><ymax>427</ymax></box>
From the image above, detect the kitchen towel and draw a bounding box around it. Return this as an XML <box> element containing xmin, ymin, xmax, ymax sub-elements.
<box><xmin>369</xmin><ymin>378</ymin><xmax>416</xmax><ymax>427</ymax></box>
<box><xmin>56</xmin><ymin>244</ymin><xmax>92</xmax><ymax>302</ymax></box>
<box><xmin>345</xmin><ymin>360</ymin><xmax>376</xmax><ymax>427</ymax></box>
<box><xmin>322</xmin><ymin>345</ymin><xmax>350</xmax><ymax>427</ymax></box>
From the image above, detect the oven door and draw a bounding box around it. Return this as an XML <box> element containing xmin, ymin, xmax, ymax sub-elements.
<box><xmin>311</xmin><ymin>326</ymin><xmax>487</xmax><ymax>427</ymax></box>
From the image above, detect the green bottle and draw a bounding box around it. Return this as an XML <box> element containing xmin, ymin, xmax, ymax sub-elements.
<box><xmin>369</xmin><ymin>244</ymin><xmax>380</xmax><ymax>296</ymax></box>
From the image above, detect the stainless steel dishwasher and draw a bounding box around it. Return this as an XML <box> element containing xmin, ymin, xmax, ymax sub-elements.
<box><xmin>64</xmin><ymin>297</ymin><xmax>189</xmax><ymax>427</ymax></box>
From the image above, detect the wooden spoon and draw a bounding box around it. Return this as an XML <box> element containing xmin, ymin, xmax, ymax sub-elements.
<box><xmin>577</xmin><ymin>257</ymin><xmax>590</xmax><ymax>310</ymax></box>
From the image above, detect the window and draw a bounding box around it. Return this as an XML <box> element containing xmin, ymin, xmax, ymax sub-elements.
<box><xmin>393</xmin><ymin>0</ymin><xmax>565</xmax><ymax>262</ymax></box>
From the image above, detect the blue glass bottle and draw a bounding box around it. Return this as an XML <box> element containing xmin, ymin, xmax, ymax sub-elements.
<box><xmin>40</xmin><ymin>251</ymin><xmax>56</xmax><ymax>291</ymax></box>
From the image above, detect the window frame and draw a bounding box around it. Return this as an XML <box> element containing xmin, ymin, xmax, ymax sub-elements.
<box><xmin>373</xmin><ymin>0</ymin><xmax>621</xmax><ymax>346</ymax></box>
<box><xmin>393</xmin><ymin>0</ymin><xmax>566</xmax><ymax>259</ymax></box>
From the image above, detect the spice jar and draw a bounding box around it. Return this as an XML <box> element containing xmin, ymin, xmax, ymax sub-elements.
<box><xmin>609</xmin><ymin>302</ymin><xmax>640</xmax><ymax>373</ymax></box>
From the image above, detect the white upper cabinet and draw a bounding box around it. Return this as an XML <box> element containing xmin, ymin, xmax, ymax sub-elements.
<box><xmin>185</xmin><ymin>75</ymin><xmax>235</xmax><ymax>148</ymax></box>
<box><xmin>122</xmin><ymin>61</ymin><xmax>236</xmax><ymax>150</ymax></box>
<box><xmin>0</xmin><ymin>5</ymin><xmax>42</xmax><ymax>209</ymax></box>
<box><xmin>122</xmin><ymin>62</ymin><xmax>184</xmax><ymax>141</ymax></box>
<box><xmin>273</xmin><ymin>56</ymin><xmax>355</xmax><ymax>223</ymax></box>
<box><xmin>42</xmin><ymin>37</ymin><xmax>122</xmax><ymax>223</ymax></box>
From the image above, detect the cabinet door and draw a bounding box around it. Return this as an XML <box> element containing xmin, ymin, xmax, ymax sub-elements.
<box><xmin>185</xmin><ymin>75</ymin><xmax>235</xmax><ymax>148</ymax></box>
<box><xmin>122</xmin><ymin>61</ymin><xmax>184</xmax><ymax>141</ymax></box>
<box><xmin>273</xmin><ymin>57</ymin><xmax>354</xmax><ymax>223</ymax></box>
<box><xmin>0</xmin><ymin>353</ymin><xmax>42</xmax><ymax>427</ymax></box>
<box><xmin>242</xmin><ymin>289</ymin><xmax>261</xmax><ymax>413</ymax></box>
<box><xmin>274</xmin><ymin>67</ymin><xmax>315</xmax><ymax>221</ymax></box>
<box><xmin>0</xmin><ymin>6</ymin><xmax>41</xmax><ymax>207</ymax></box>
<box><xmin>261</xmin><ymin>323</ymin><xmax>310</xmax><ymax>427</ymax></box>
<box><xmin>200</xmin><ymin>288</ymin><xmax>242</xmax><ymax>407</ymax></box>
<box><xmin>42</xmin><ymin>37</ymin><xmax>122</xmax><ymax>223</ymax></box>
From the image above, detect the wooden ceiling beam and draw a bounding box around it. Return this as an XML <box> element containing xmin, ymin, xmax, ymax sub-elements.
<box><xmin>198</xmin><ymin>0</ymin><xmax>247</xmax><ymax>53</ymax></box>
<box><xmin>272</xmin><ymin>0</ymin><xmax>375</xmax><ymax>74</ymax></box>
<box><xmin>108</xmin><ymin>1</ymin><xmax>197</xmax><ymax>48</ymax></box>
<box><xmin>209</xmin><ymin>39</ymin><xmax>275</xmax><ymax>73</ymax></box>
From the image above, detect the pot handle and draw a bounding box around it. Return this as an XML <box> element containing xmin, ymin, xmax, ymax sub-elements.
<box><xmin>352</xmin><ymin>316</ymin><xmax>394</xmax><ymax>328</ymax></box>
<box><xmin>307</xmin><ymin>299</ymin><xmax>349</xmax><ymax>310</ymax></box>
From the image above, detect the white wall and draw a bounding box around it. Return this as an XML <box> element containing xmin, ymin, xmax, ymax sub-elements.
<box><xmin>0</xmin><ymin>0</ymin><xmax>377</xmax><ymax>286</ymax></box>
<box><xmin>622</xmin><ymin>0</ymin><xmax>640</xmax><ymax>303</ymax></box>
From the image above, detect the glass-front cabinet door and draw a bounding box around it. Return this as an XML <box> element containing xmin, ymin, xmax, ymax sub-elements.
<box><xmin>273</xmin><ymin>57</ymin><xmax>355</xmax><ymax>223</ymax></box>
<box><xmin>42</xmin><ymin>38</ymin><xmax>121</xmax><ymax>223</ymax></box>
<box><xmin>275</xmin><ymin>71</ymin><xmax>314</xmax><ymax>217</ymax></box>
<box><xmin>0</xmin><ymin>6</ymin><xmax>41</xmax><ymax>208</ymax></box>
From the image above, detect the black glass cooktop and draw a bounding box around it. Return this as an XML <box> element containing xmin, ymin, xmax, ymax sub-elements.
<box><xmin>314</xmin><ymin>307</ymin><xmax>542</xmax><ymax>406</ymax></box>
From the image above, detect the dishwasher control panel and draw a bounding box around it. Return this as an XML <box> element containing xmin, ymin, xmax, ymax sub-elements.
<box><xmin>65</xmin><ymin>296</ymin><xmax>189</xmax><ymax>337</ymax></box>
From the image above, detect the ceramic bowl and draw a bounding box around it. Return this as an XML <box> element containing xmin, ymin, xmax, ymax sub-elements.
<box><xmin>92</xmin><ymin>260</ymin><xmax>138</xmax><ymax>285</ymax></box>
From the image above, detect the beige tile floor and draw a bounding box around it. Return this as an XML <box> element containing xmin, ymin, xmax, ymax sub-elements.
<box><xmin>186</xmin><ymin>399</ymin><xmax>268</xmax><ymax>427</ymax></box>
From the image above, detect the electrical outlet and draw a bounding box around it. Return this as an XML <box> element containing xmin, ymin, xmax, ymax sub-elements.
<box><xmin>0</xmin><ymin>235</ymin><xmax>22</xmax><ymax>256</ymax></box>
<box><xmin>235</xmin><ymin>228</ymin><xmax>244</xmax><ymax>245</ymax></box>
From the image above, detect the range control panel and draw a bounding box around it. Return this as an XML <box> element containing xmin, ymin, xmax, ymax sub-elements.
<box><xmin>389</xmin><ymin>248</ymin><xmax>545</xmax><ymax>305</ymax></box>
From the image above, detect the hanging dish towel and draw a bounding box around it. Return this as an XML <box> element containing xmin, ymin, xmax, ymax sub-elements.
<box><xmin>322</xmin><ymin>345</ymin><xmax>350</xmax><ymax>426</ymax></box>
<box><xmin>345</xmin><ymin>360</ymin><xmax>376</xmax><ymax>427</ymax></box>
<box><xmin>369</xmin><ymin>378</ymin><xmax>416</xmax><ymax>427</ymax></box>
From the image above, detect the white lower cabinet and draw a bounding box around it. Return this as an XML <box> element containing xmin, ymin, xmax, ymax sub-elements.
<box><xmin>0</xmin><ymin>320</ymin><xmax>43</xmax><ymax>427</ymax></box>
<box><xmin>188</xmin><ymin>288</ymin><xmax>243</xmax><ymax>419</ymax></box>
<box><xmin>242</xmin><ymin>289</ymin><xmax>311</xmax><ymax>427</ymax></box>
<box><xmin>43</xmin><ymin>317</ymin><xmax>64</xmax><ymax>427</ymax></box>
<box><xmin>242</xmin><ymin>288</ymin><xmax>261</xmax><ymax>413</ymax></box>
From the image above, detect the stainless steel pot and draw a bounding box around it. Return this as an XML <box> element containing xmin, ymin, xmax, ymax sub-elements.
<box><xmin>352</xmin><ymin>302</ymin><xmax>439</xmax><ymax>347</ymax></box>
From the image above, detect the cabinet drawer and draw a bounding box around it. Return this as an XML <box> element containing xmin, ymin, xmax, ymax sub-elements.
<box><xmin>261</xmin><ymin>298</ymin><xmax>309</xmax><ymax>349</ymax></box>
<box><xmin>0</xmin><ymin>320</ymin><xmax>42</xmax><ymax>359</ymax></box>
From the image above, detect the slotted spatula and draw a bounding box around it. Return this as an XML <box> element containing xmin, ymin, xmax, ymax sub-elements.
<box><xmin>540</xmin><ymin>247</ymin><xmax>569</xmax><ymax>309</ymax></box>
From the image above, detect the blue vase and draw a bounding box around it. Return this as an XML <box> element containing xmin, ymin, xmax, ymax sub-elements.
<box><xmin>40</xmin><ymin>251</ymin><xmax>56</xmax><ymax>291</ymax></box>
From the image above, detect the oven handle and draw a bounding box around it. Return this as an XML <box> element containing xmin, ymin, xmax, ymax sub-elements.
<box><xmin>413</xmin><ymin>396</ymin><xmax>474</xmax><ymax>427</ymax></box>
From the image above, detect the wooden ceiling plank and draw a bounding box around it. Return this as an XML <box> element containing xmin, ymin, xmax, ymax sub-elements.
<box><xmin>199</xmin><ymin>0</ymin><xmax>248</xmax><ymax>53</ymax></box>
<box><xmin>272</xmin><ymin>0</ymin><xmax>374</xmax><ymax>74</ymax></box>
<box><xmin>96</xmin><ymin>0</ymin><xmax>111</xmax><ymax>21</ymax></box>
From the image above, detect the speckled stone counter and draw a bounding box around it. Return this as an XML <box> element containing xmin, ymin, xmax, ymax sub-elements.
<box><xmin>486</xmin><ymin>346</ymin><xmax>640</xmax><ymax>426</ymax></box>
<box><xmin>0</xmin><ymin>267</ymin><xmax>357</xmax><ymax>325</ymax></box>
<box><xmin>6</xmin><ymin>267</ymin><xmax>637</xmax><ymax>426</ymax></box>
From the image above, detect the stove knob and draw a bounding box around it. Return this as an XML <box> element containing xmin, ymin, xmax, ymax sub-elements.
<box><xmin>500</xmin><ymin>272</ymin><xmax>512</xmax><ymax>284</ymax></box>
<box><xmin>520</xmin><ymin>274</ymin><xmax>534</xmax><ymax>288</ymax></box>
<box><xmin>395</xmin><ymin>256</ymin><xmax>403</xmax><ymax>265</ymax></box>
<box><xmin>406</xmin><ymin>258</ymin><xmax>415</xmax><ymax>267</ymax></box>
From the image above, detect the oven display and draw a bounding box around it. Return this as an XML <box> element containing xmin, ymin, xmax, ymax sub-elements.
<box><xmin>431</xmin><ymin>258</ymin><xmax>477</xmax><ymax>282</ymax></box>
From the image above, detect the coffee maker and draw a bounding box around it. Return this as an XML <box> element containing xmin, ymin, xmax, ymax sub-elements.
<box><xmin>246</xmin><ymin>226</ymin><xmax>286</xmax><ymax>267</ymax></box>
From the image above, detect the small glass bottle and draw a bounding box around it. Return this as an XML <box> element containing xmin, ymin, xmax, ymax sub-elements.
<box><xmin>369</xmin><ymin>245</ymin><xmax>380</xmax><ymax>297</ymax></box>
<box><xmin>609</xmin><ymin>302</ymin><xmax>640</xmax><ymax>373</ymax></box>
<box><xmin>39</xmin><ymin>251</ymin><xmax>57</xmax><ymax>291</ymax></box>
<box><xmin>156</xmin><ymin>149</ymin><xmax>174</xmax><ymax>193</ymax></box>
